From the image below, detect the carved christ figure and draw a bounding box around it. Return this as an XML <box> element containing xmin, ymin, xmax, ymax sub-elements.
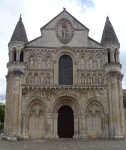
<box><xmin>62</xmin><ymin>24</ymin><xmax>68</xmax><ymax>38</ymax></box>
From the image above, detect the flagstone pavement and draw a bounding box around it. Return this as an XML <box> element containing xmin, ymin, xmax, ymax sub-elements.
<box><xmin>0</xmin><ymin>135</ymin><xmax>126</xmax><ymax>150</ymax></box>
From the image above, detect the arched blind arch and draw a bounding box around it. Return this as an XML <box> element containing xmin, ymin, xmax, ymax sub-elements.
<box><xmin>59</xmin><ymin>55</ymin><xmax>73</xmax><ymax>85</ymax></box>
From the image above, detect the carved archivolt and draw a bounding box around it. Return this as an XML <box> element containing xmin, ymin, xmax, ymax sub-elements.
<box><xmin>51</xmin><ymin>93</ymin><xmax>82</xmax><ymax>114</ymax></box>
<box><xmin>84</xmin><ymin>96</ymin><xmax>109</xmax><ymax>114</ymax></box>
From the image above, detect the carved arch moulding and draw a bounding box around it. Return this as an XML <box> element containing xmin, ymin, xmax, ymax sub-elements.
<box><xmin>84</xmin><ymin>96</ymin><xmax>109</xmax><ymax>114</ymax></box>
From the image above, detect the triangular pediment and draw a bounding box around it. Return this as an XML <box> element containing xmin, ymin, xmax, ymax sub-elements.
<box><xmin>40</xmin><ymin>9</ymin><xmax>89</xmax><ymax>31</ymax></box>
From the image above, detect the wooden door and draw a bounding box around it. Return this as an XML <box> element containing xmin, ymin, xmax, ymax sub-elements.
<box><xmin>58</xmin><ymin>105</ymin><xmax>74</xmax><ymax>138</ymax></box>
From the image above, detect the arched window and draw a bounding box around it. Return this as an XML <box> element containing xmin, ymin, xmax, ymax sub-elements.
<box><xmin>59</xmin><ymin>55</ymin><xmax>73</xmax><ymax>85</ymax></box>
<box><xmin>20</xmin><ymin>51</ymin><xmax>23</xmax><ymax>62</ymax></box>
<box><xmin>13</xmin><ymin>50</ymin><xmax>16</xmax><ymax>61</ymax></box>
<box><xmin>108</xmin><ymin>51</ymin><xmax>110</xmax><ymax>63</ymax></box>
<box><xmin>114</xmin><ymin>50</ymin><xmax>116</xmax><ymax>63</ymax></box>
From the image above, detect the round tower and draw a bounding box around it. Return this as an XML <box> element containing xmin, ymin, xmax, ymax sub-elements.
<box><xmin>101</xmin><ymin>17</ymin><xmax>125</xmax><ymax>139</ymax></box>
<box><xmin>4</xmin><ymin>15</ymin><xmax>28</xmax><ymax>139</ymax></box>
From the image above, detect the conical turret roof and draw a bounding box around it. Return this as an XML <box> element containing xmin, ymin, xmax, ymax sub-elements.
<box><xmin>10</xmin><ymin>15</ymin><xmax>28</xmax><ymax>43</ymax></box>
<box><xmin>101</xmin><ymin>16</ymin><xmax>119</xmax><ymax>45</ymax></box>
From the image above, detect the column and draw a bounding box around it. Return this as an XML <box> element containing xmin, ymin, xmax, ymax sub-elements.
<box><xmin>108</xmin><ymin>72</ymin><xmax>123</xmax><ymax>139</ymax></box>
<box><xmin>110</xmin><ymin>51</ymin><xmax>115</xmax><ymax>63</ymax></box>
<box><xmin>73</xmin><ymin>114</ymin><xmax>79</xmax><ymax>138</ymax></box>
<box><xmin>44</xmin><ymin>113</ymin><xmax>53</xmax><ymax>139</ymax></box>
<box><xmin>53</xmin><ymin>114</ymin><xmax>59</xmax><ymax>138</ymax></box>
<box><xmin>80</xmin><ymin>114</ymin><xmax>89</xmax><ymax>139</ymax></box>
<box><xmin>21</xmin><ymin>115</ymin><xmax>29</xmax><ymax>139</ymax></box>
<box><xmin>103</xmin><ymin>115</ymin><xmax>109</xmax><ymax>138</ymax></box>
<box><xmin>118</xmin><ymin>74</ymin><xmax>125</xmax><ymax>136</ymax></box>
<box><xmin>104</xmin><ymin>51</ymin><xmax>108</xmax><ymax>63</ymax></box>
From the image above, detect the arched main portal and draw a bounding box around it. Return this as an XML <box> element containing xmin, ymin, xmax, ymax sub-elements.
<box><xmin>59</xmin><ymin>55</ymin><xmax>73</xmax><ymax>85</ymax></box>
<box><xmin>58</xmin><ymin>105</ymin><xmax>74</xmax><ymax>138</ymax></box>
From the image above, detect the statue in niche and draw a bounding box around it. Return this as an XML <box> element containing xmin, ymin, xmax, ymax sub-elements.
<box><xmin>89</xmin><ymin>58</ymin><xmax>93</xmax><ymax>69</ymax></box>
<box><xmin>35</xmin><ymin>75</ymin><xmax>38</xmax><ymax>84</ymax></box>
<box><xmin>99</xmin><ymin>75</ymin><xmax>102</xmax><ymax>84</ymax></box>
<box><xmin>30</xmin><ymin>57</ymin><xmax>34</xmax><ymax>68</ymax></box>
<box><xmin>97</xmin><ymin>58</ymin><xmax>100</xmax><ymax>69</ymax></box>
<box><xmin>41</xmin><ymin>74</ymin><xmax>44</xmax><ymax>84</ymax></box>
<box><xmin>87</xmin><ymin>75</ymin><xmax>90</xmax><ymax>84</ymax></box>
<box><xmin>46</xmin><ymin>57</ymin><xmax>51</xmax><ymax>69</ymax></box>
<box><xmin>32</xmin><ymin>76</ymin><xmax>34</xmax><ymax>84</ymax></box>
<box><xmin>29</xmin><ymin>74</ymin><xmax>32</xmax><ymax>84</ymax></box>
<box><xmin>93</xmin><ymin>75</ymin><xmax>96</xmax><ymax>84</ymax></box>
<box><xmin>81</xmin><ymin>57</ymin><xmax>85</xmax><ymax>69</ymax></box>
<box><xmin>38</xmin><ymin>57</ymin><xmax>42</xmax><ymax>69</ymax></box>
<box><xmin>81</xmin><ymin>74</ymin><xmax>84</xmax><ymax>85</ymax></box>
<box><xmin>46</xmin><ymin>74</ymin><xmax>50</xmax><ymax>84</ymax></box>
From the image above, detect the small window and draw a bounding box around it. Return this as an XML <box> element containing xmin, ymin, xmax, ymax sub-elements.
<box><xmin>108</xmin><ymin>51</ymin><xmax>110</xmax><ymax>63</ymax></box>
<box><xmin>14</xmin><ymin>51</ymin><xmax>16</xmax><ymax>61</ymax></box>
<box><xmin>20</xmin><ymin>51</ymin><xmax>23</xmax><ymax>62</ymax></box>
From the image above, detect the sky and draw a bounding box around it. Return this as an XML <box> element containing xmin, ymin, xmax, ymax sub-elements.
<box><xmin>0</xmin><ymin>0</ymin><xmax>126</xmax><ymax>104</ymax></box>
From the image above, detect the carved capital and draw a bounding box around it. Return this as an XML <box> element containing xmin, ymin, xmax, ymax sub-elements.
<box><xmin>107</xmin><ymin>71</ymin><xmax>118</xmax><ymax>78</ymax></box>
<box><xmin>13</xmin><ymin>70</ymin><xmax>23</xmax><ymax>77</ymax></box>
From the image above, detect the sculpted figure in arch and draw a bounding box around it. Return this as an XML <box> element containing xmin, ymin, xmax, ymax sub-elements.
<box><xmin>89</xmin><ymin>58</ymin><xmax>93</xmax><ymax>69</ymax></box>
<box><xmin>99</xmin><ymin>75</ymin><xmax>102</xmax><ymax>84</ymax></box>
<box><xmin>97</xmin><ymin>58</ymin><xmax>100</xmax><ymax>69</ymax></box>
<box><xmin>81</xmin><ymin>57</ymin><xmax>85</xmax><ymax>69</ymax></box>
<box><xmin>41</xmin><ymin>74</ymin><xmax>44</xmax><ymax>84</ymax></box>
<box><xmin>93</xmin><ymin>75</ymin><xmax>96</xmax><ymax>84</ymax></box>
<box><xmin>46</xmin><ymin>74</ymin><xmax>50</xmax><ymax>84</ymax></box>
<box><xmin>38</xmin><ymin>57</ymin><xmax>42</xmax><ymax>69</ymax></box>
<box><xmin>35</xmin><ymin>74</ymin><xmax>38</xmax><ymax>84</ymax></box>
<box><xmin>81</xmin><ymin>74</ymin><xmax>84</xmax><ymax>85</ymax></box>
<box><xmin>62</xmin><ymin>24</ymin><xmax>68</xmax><ymax>39</ymax></box>
<box><xmin>30</xmin><ymin>57</ymin><xmax>34</xmax><ymax>68</ymax></box>
<box><xmin>46</xmin><ymin>57</ymin><xmax>51</xmax><ymax>69</ymax></box>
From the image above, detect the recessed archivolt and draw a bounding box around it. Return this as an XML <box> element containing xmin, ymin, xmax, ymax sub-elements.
<box><xmin>51</xmin><ymin>93</ymin><xmax>82</xmax><ymax>114</ymax></box>
<box><xmin>56</xmin><ymin>47</ymin><xmax>76</xmax><ymax>62</ymax></box>
<box><xmin>25</xmin><ymin>96</ymin><xmax>48</xmax><ymax>113</ymax></box>
<box><xmin>84</xmin><ymin>96</ymin><xmax>109</xmax><ymax>114</ymax></box>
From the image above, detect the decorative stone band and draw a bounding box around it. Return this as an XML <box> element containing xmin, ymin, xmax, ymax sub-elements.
<box><xmin>102</xmin><ymin>41</ymin><xmax>120</xmax><ymax>48</ymax></box>
<box><xmin>13</xmin><ymin>70</ymin><xmax>23</xmax><ymax>77</ymax></box>
<box><xmin>7</xmin><ymin>61</ymin><xmax>27</xmax><ymax>68</ymax></box>
<box><xmin>104</xmin><ymin>62</ymin><xmax>122</xmax><ymax>68</ymax></box>
<box><xmin>22</xmin><ymin>84</ymin><xmax>108</xmax><ymax>90</ymax></box>
<box><xmin>107</xmin><ymin>71</ymin><xmax>118</xmax><ymax>78</ymax></box>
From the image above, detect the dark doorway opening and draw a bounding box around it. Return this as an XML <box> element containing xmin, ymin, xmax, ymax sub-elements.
<box><xmin>108</xmin><ymin>51</ymin><xmax>110</xmax><ymax>63</ymax></box>
<box><xmin>58</xmin><ymin>105</ymin><xmax>74</xmax><ymax>138</ymax></box>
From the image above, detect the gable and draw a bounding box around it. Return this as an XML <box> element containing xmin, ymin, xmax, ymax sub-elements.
<box><xmin>40</xmin><ymin>10</ymin><xmax>89</xmax><ymax>31</ymax></box>
<box><xmin>88</xmin><ymin>37</ymin><xmax>103</xmax><ymax>48</ymax></box>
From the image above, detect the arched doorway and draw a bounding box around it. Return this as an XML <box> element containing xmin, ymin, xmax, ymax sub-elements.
<box><xmin>58</xmin><ymin>105</ymin><xmax>74</xmax><ymax>138</ymax></box>
<box><xmin>59</xmin><ymin>55</ymin><xmax>73</xmax><ymax>85</ymax></box>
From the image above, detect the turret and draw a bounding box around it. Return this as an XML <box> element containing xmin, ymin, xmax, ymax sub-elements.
<box><xmin>7</xmin><ymin>15</ymin><xmax>28</xmax><ymax>72</ymax></box>
<box><xmin>4</xmin><ymin>15</ymin><xmax>29</xmax><ymax>139</ymax></box>
<box><xmin>101</xmin><ymin>17</ymin><xmax>125</xmax><ymax>139</ymax></box>
<box><xmin>101</xmin><ymin>16</ymin><xmax>121</xmax><ymax>73</ymax></box>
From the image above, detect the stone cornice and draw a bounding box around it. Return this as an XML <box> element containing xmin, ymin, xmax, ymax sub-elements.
<box><xmin>7</xmin><ymin>61</ymin><xmax>27</xmax><ymax>68</ymax></box>
<box><xmin>22</xmin><ymin>84</ymin><xmax>108</xmax><ymax>90</ymax></box>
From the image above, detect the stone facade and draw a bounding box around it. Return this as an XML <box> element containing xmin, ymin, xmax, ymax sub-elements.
<box><xmin>3</xmin><ymin>9</ymin><xmax>125</xmax><ymax>140</ymax></box>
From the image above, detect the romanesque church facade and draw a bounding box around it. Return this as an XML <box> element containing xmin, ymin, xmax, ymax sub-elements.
<box><xmin>3</xmin><ymin>8</ymin><xmax>125</xmax><ymax>140</ymax></box>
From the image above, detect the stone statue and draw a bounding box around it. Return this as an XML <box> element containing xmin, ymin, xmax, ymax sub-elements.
<box><xmin>93</xmin><ymin>76</ymin><xmax>96</xmax><ymax>84</ymax></box>
<box><xmin>81</xmin><ymin>75</ymin><xmax>84</xmax><ymax>85</ymax></box>
<box><xmin>30</xmin><ymin>57</ymin><xmax>34</xmax><ymax>68</ymax></box>
<box><xmin>89</xmin><ymin>59</ymin><xmax>93</xmax><ymax>69</ymax></box>
<box><xmin>35</xmin><ymin>75</ymin><xmax>38</xmax><ymax>84</ymax></box>
<box><xmin>41</xmin><ymin>74</ymin><xmax>44</xmax><ymax>84</ymax></box>
<box><xmin>47</xmin><ymin>58</ymin><xmax>51</xmax><ymax>69</ymax></box>
<box><xmin>99</xmin><ymin>75</ymin><xmax>102</xmax><ymax>84</ymax></box>
<box><xmin>38</xmin><ymin>57</ymin><xmax>42</xmax><ymax>69</ymax></box>
<box><xmin>81</xmin><ymin>58</ymin><xmax>85</xmax><ymax>69</ymax></box>
<box><xmin>46</xmin><ymin>74</ymin><xmax>50</xmax><ymax>84</ymax></box>
<box><xmin>97</xmin><ymin>58</ymin><xmax>100</xmax><ymax>69</ymax></box>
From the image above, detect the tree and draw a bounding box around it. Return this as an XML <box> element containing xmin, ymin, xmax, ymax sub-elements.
<box><xmin>0</xmin><ymin>102</ymin><xmax>5</xmax><ymax>123</ymax></box>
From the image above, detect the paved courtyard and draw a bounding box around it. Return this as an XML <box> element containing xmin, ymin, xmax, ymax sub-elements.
<box><xmin>1</xmin><ymin>135</ymin><xmax>126</xmax><ymax>150</ymax></box>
